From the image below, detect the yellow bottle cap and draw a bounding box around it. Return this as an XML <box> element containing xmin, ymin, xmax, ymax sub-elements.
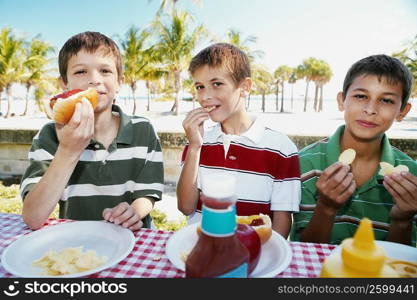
<box><xmin>341</xmin><ymin>218</ymin><xmax>385</xmax><ymax>273</ymax></box>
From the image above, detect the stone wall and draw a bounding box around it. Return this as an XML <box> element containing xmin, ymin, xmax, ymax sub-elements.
<box><xmin>1</xmin><ymin>129</ymin><xmax>416</xmax><ymax>185</ymax></box>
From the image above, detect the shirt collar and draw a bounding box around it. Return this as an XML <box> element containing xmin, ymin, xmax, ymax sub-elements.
<box><xmin>327</xmin><ymin>124</ymin><xmax>394</xmax><ymax>183</ymax></box>
<box><xmin>113</xmin><ymin>104</ymin><xmax>134</xmax><ymax>145</ymax></box>
<box><xmin>210</xmin><ymin>116</ymin><xmax>265</xmax><ymax>145</ymax></box>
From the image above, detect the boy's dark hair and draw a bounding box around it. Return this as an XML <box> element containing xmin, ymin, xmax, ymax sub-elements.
<box><xmin>58</xmin><ymin>31</ymin><xmax>123</xmax><ymax>84</ymax></box>
<box><xmin>343</xmin><ymin>54</ymin><xmax>412</xmax><ymax>108</ymax></box>
<box><xmin>188</xmin><ymin>43</ymin><xmax>251</xmax><ymax>86</ymax></box>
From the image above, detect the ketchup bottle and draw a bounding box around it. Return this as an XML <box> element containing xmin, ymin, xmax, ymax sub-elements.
<box><xmin>185</xmin><ymin>173</ymin><xmax>250</xmax><ymax>278</ymax></box>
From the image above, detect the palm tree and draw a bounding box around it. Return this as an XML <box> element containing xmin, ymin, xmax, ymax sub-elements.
<box><xmin>297</xmin><ymin>57</ymin><xmax>320</xmax><ymax>112</ymax></box>
<box><xmin>226</xmin><ymin>29</ymin><xmax>264</xmax><ymax>63</ymax></box>
<box><xmin>143</xmin><ymin>68</ymin><xmax>167</xmax><ymax>111</ymax></box>
<box><xmin>152</xmin><ymin>10</ymin><xmax>205</xmax><ymax>115</ymax></box>
<box><xmin>0</xmin><ymin>27</ymin><xmax>26</xmax><ymax>118</ymax></box>
<box><xmin>152</xmin><ymin>0</ymin><xmax>202</xmax><ymax>16</ymax></box>
<box><xmin>34</xmin><ymin>75</ymin><xmax>60</xmax><ymax>118</ymax></box>
<box><xmin>120</xmin><ymin>26</ymin><xmax>157</xmax><ymax>115</ymax></box>
<box><xmin>314</xmin><ymin>61</ymin><xmax>333</xmax><ymax>112</ymax></box>
<box><xmin>21</xmin><ymin>37</ymin><xmax>55</xmax><ymax>116</ymax></box>
<box><xmin>288</xmin><ymin>69</ymin><xmax>298</xmax><ymax>111</ymax></box>
<box><xmin>274</xmin><ymin>65</ymin><xmax>292</xmax><ymax>113</ymax></box>
<box><xmin>182</xmin><ymin>77</ymin><xmax>197</xmax><ymax>109</ymax></box>
<box><xmin>393</xmin><ymin>35</ymin><xmax>417</xmax><ymax>98</ymax></box>
<box><xmin>252</xmin><ymin>64</ymin><xmax>273</xmax><ymax>112</ymax></box>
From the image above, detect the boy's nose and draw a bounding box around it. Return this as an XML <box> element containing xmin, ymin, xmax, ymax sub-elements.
<box><xmin>88</xmin><ymin>71</ymin><xmax>102</xmax><ymax>86</ymax></box>
<box><xmin>363</xmin><ymin>100</ymin><xmax>377</xmax><ymax>115</ymax></box>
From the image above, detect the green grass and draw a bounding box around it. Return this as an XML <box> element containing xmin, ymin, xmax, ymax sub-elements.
<box><xmin>0</xmin><ymin>182</ymin><xmax>185</xmax><ymax>231</ymax></box>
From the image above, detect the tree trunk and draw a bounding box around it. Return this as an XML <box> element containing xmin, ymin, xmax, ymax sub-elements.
<box><xmin>313</xmin><ymin>84</ymin><xmax>319</xmax><ymax>112</ymax></box>
<box><xmin>290</xmin><ymin>83</ymin><xmax>294</xmax><ymax>111</ymax></box>
<box><xmin>318</xmin><ymin>85</ymin><xmax>324</xmax><ymax>112</ymax></box>
<box><xmin>132</xmin><ymin>83</ymin><xmax>138</xmax><ymax>115</ymax></box>
<box><xmin>147</xmin><ymin>87</ymin><xmax>151</xmax><ymax>112</ymax></box>
<box><xmin>247</xmin><ymin>94</ymin><xmax>251</xmax><ymax>110</ymax></box>
<box><xmin>262</xmin><ymin>92</ymin><xmax>266</xmax><ymax>112</ymax></box>
<box><xmin>0</xmin><ymin>90</ymin><xmax>3</xmax><ymax>116</ymax></box>
<box><xmin>5</xmin><ymin>85</ymin><xmax>13</xmax><ymax>118</ymax></box>
<box><xmin>303</xmin><ymin>80</ymin><xmax>310</xmax><ymax>112</ymax></box>
<box><xmin>22</xmin><ymin>84</ymin><xmax>31</xmax><ymax>116</ymax></box>
<box><xmin>172</xmin><ymin>70</ymin><xmax>181</xmax><ymax>115</ymax></box>
<box><xmin>280</xmin><ymin>82</ymin><xmax>284</xmax><ymax>113</ymax></box>
<box><xmin>275</xmin><ymin>82</ymin><xmax>279</xmax><ymax>111</ymax></box>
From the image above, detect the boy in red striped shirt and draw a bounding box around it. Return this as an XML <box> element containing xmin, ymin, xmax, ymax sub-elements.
<box><xmin>177</xmin><ymin>43</ymin><xmax>301</xmax><ymax>238</ymax></box>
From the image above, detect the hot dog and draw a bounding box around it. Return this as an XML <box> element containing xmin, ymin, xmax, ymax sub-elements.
<box><xmin>236</xmin><ymin>214</ymin><xmax>272</xmax><ymax>244</ymax></box>
<box><xmin>49</xmin><ymin>88</ymin><xmax>99</xmax><ymax>124</ymax></box>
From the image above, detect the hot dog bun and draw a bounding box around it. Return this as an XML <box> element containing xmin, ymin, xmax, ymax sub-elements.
<box><xmin>49</xmin><ymin>88</ymin><xmax>99</xmax><ymax>124</ymax></box>
<box><xmin>236</xmin><ymin>214</ymin><xmax>272</xmax><ymax>244</ymax></box>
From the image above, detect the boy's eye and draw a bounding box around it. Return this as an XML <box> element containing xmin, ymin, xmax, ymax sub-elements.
<box><xmin>74</xmin><ymin>70</ymin><xmax>86</xmax><ymax>75</ymax></box>
<box><xmin>380</xmin><ymin>98</ymin><xmax>394</xmax><ymax>104</ymax></box>
<box><xmin>195</xmin><ymin>85</ymin><xmax>204</xmax><ymax>90</ymax></box>
<box><xmin>213</xmin><ymin>82</ymin><xmax>223</xmax><ymax>87</ymax></box>
<box><xmin>101</xmin><ymin>69</ymin><xmax>112</xmax><ymax>74</ymax></box>
<box><xmin>353</xmin><ymin>94</ymin><xmax>366</xmax><ymax>99</ymax></box>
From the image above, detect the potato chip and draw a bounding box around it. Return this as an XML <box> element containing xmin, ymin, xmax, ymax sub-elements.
<box><xmin>379</xmin><ymin>162</ymin><xmax>408</xmax><ymax>176</ymax></box>
<box><xmin>32</xmin><ymin>246</ymin><xmax>107</xmax><ymax>276</ymax></box>
<box><xmin>393</xmin><ymin>165</ymin><xmax>409</xmax><ymax>173</ymax></box>
<box><xmin>338</xmin><ymin>148</ymin><xmax>356</xmax><ymax>165</ymax></box>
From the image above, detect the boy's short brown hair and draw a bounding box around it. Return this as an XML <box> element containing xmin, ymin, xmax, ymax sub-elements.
<box><xmin>342</xmin><ymin>54</ymin><xmax>413</xmax><ymax>109</ymax></box>
<box><xmin>58</xmin><ymin>31</ymin><xmax>123</xmax><ymax>84</ymax></box>
<box><xmin>188</xmin><ymin>43</ymin><xmax>251</xmax><ymax>86</ymax></box>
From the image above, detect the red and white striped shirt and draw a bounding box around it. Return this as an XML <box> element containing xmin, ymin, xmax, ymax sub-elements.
<box><xmin>181</xmin><ymin>117</ymin><xmax>301</xmax><ymax>224</ymax></box>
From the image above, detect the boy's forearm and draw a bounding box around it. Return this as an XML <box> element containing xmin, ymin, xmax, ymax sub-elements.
<box><xmin>387</xmin><ymin>218</ymin><xmax>413</xmax><ymax>245</ymax></box>
<box><xmin>272</xmin><ymin>211</ymin><xmax>292</xmax><ymax>239</ymax></box>
<box><xmin>131</xmin><ymin>197</ymin><xmax>155</xmax><ymax>220</ymax></box>
<box><xmin>22</xmin><ymin>146</ymin><xmax>79</xmax><ymax>230</ymax></box>
<box><xmin>299</xmin><ymin>200</ymin><xmax>337</xmax><ymax>243</ymax></box>
<box><xmin>177</xmin><ymin>147</ymin><xmax>201</xmax><ymax>215</ymax></box>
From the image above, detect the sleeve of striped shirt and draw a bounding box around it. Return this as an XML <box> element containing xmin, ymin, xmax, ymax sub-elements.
<box><xmin>270</xmin><ymin>140</ymin><xmax>301</xmax><ymax>212</ymax></box>
<box><xmin>20</xmin><ymin>123</ymin><xmax>58</xmax><ymax>200</ymax></box>
<box><xmin>131</xmin><ymin>123</ymin><xmax>164</xmax><ymax>201</ymax></box>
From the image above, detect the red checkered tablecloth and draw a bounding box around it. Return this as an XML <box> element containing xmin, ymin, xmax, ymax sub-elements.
<box><xmin>0</xmin><ymin>213</ymin><xmax>335</xmax><ymax>278</ymax></box>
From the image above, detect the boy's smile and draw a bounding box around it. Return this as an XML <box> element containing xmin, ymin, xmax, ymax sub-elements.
<box><xmin>338</xmin><ymin>74</ymin><xmax>410</xmax><ymax>142</ymax></box>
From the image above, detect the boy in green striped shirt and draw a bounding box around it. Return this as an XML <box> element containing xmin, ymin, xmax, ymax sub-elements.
<box><xmin>20</xmin><ymin>32</ymin><xmax>164</xmax><ymax>231</ymax></box>
<box><xmin>291</xmin><ymin>55</ymin><xmax>417</xmax><ymax>245</ymax></box>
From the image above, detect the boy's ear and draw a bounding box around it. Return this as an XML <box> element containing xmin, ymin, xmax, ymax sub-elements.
<box><xmin>396</xmin><ymin>103</ymin><xmax>411</xmax><ymax>122</ymax></box>
<box><xmin>58</xmin><ymin>77</ymin><xmax>67</xmax><ymax>90</ymax></box>
<box><xmin>240</xmin><ymin>77</ymin><xmax>252</xmax><ymax>97</ymax></box>
<box><xmin>336</xmin><ymin>92</ymin><xmax>345</xmax><ymax>111</ymax></box>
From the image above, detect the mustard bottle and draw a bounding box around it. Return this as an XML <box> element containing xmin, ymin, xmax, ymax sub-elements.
<box><xmin>320</xmin><ymin>218</ymin><xmax>399</xmax><ymax>277</ymax></box>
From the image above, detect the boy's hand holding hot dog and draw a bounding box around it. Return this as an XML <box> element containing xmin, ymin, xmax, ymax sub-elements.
<box><xmin>55</xmin><ymin>98</ymin><xmax>95</xmax><ymax>158</ymax></box>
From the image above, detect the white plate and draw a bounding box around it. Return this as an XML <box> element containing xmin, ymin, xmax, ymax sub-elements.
<box><xmin>165</xmin><ymin>223</ymin><xmax>292</xmax><ymax>277</ymax></box>
<box><xmin>1</xmin><ymin>221</ymin><xmax>135</xmax><ymax>278</ymax></box>
<box><xmin>333</xmin><ymin>240</ymin><xmax>417</xmax><ymax>261</ymax></box>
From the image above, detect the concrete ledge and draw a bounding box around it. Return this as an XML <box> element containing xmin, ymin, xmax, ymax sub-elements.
<box><xmin>1</xmin><ymin>129</ymin><xmax>416</xmax><ymax>184</ymax></box>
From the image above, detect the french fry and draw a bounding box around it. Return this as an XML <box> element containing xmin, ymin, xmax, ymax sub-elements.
<box><xmin>338</xmin><ymin>148</ymin><xmax>356</xmax><ymax>165</ymax></box>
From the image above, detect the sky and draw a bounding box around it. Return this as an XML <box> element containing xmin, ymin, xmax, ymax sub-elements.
<box><xmin>1</xmin><ymin>0</ymin><xmax>416</xmax><ymax>99</ymax></box>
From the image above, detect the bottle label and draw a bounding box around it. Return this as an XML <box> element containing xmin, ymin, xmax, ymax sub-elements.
<box><xmin>201</xmin><ymin>205</ymin><xmax>236</xmax><ymax>237</ymax></box>
<box><xmin>217</xmin><ymin>263</ymin><xmax>248</xmax><ymax>278</ymax></box>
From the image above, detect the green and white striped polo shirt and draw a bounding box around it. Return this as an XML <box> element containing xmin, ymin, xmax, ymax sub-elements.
<box><xmin>291</xmin><ymin>125</ymin><xmax>417</xmax><ymax>245</ymax></box>
<box><xmin>20</xmin><ymin>105</ymin><xmax>164</xmax><ymax>228</ymax></box>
